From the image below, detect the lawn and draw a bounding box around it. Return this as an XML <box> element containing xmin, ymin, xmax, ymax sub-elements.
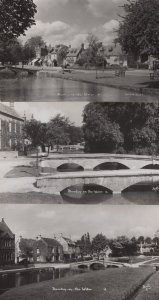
<box><xmin>0</xmin><ymin>267</ymin><xmax>154</xmax><ymax>300</ymax></box>
<box><xmin>4</xmin><ymin>166</ymin><xmax>40</xmax><ymax>178</ymax></box>
<box><xmin>135</xmin><ymin>270</ymin><xmax>159</xmax><ymax>300</ymax></box>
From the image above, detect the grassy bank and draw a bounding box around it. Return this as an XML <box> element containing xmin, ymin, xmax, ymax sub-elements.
<box><xmin>135</xmin><ymin>270</ymin><xmax>159</xmax><ymax>300</ymax></box>
<box><xmin>0</xmin><ymin>267</ymin><xmax>154</xmax><ymax>300</ymax></box>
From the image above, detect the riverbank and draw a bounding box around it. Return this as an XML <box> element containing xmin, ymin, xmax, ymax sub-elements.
<box><xmin>39</xmin><ymin>68</ymin><xmax>159</xmax><ymax>97</ymax></box>
<box><xmin>0</xmin><ymin>267</ymin><xmax>154</xmax><ymax>300</ymax></box>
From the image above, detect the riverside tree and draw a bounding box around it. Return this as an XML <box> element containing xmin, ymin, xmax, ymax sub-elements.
<box><xmin>83</xmin><ymin>103</ymin><xmax>159</xmax><ymax>155</ymax></box>
<box><xmin>118</xmin><ymin>0</ymin><xmax>159</xmax><ymax>60</ymax></box>
<box><xmin>0</xmin><ymin>0</ymin><xmax>37</xmax><ymax>41</ymax></box>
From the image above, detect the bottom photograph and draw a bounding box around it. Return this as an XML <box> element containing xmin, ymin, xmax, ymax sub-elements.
<box><xmin>0</xmin><ymin>205</ymin><xmax>159</xmax><ymax>300</ymax></box>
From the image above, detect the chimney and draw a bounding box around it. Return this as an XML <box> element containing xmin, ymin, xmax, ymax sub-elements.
<box><xmin>23</xmin><ymin>112</ymin><xmax>26</xmax><ymax>122</ymax></box>
<box><xmin>1</xmin><ymin>218</ymin><xmax>4</xmax><ymax>223</ymax></box>
<box><xmin>81</xmin><ymin>43</ymin><xmax>84</xmax><ymax>50</ymax></box>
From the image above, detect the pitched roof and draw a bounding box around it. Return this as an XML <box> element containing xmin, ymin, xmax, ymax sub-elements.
<box><xmin>0</xmin><ymin>103</ymin><xmax>24</xmax><ymax>121</ymax></box>
<box><xmin>0</xmin><ymin>219</ymin><xmax>14</xmax><ymax>239</ymax></box>
<box><xmin>63</xmin><ymin>237</ymin><xmax>76</xmax><ymax>246</ymax></box>
<box><xmin>103</xmin><ymin>44</ymin><xmax>124</xmax><ymax>56</ymax></box>
<box><xmin>42</xmin><ymin>238</ymin><xmax>62</xmax><ymax>248</ymax></box>
<box><xmin>67</xmin><ymin>48</ymin><xmax>81</xmax><ymax>58</ymax></box>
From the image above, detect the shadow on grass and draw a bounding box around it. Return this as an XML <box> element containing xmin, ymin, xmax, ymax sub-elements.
<box><xmin>5</xmin><ymin>166</ymin><xmax>40</xmax><ymax>178</ymax></box>
<box><xmin>139</xmin><ymin>80</ymin><xmax>159</xmax><ymax>89</ymax></box>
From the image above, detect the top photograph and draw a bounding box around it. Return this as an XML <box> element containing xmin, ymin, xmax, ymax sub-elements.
<box><xmin>0</xmin><ymin>0</ymin><xmax>159</xmax><ymax>102</ymax></box>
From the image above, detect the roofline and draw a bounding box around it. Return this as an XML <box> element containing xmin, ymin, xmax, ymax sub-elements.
<box><xmin>0</xmin><ymin>111</ymin><xmax>24</xmax><ymax>122</ymax></box>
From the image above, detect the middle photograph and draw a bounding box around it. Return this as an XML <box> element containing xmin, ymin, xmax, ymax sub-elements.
<box><xmin>0</xmin><ymin>101</ymin><xmax>159</xmax><ymax>205</ymax></box>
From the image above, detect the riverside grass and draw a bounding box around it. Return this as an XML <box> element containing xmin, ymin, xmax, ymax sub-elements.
<box><xmin>135</xmin><ymin>270</ymin><xmax>159</xmax><ymax>300</ymax></box>
<box><xmin>0</xmin><ymin>267</ymin><xmax>154</xmax><ymax>300</ymax></box>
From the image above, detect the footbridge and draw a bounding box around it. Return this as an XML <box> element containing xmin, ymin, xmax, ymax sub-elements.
<box><xmin>40</xmin><ymin>153</ymin><xmax>159</xmax><ymax>173</ymax></box>
<box><xmin>71</xmin><ymin>260</ymin><xmax>126</xmax><ymax>270</ymax></box>
<box><xmin>36</xmin><ymin>169</ymin><xmax>159</xmax><ymax>196</ymax></box>
<box><xmin>3</xmin><ymin>65</ymin><xmax>41</xmax><ymax>75</ymax></box>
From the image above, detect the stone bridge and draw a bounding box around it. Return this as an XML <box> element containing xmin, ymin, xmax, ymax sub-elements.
<box><xmin>36</xmin><ymin>169</ymin><xmax>159</xmax><ymax>196</ymax></box>
<box><xmin>5</xmin><ymin>65</ymin><xmax>41</xmax><ymax>75</ymax></box>
<box><xmin>71</xmin><ymin>260</ymin><xmax>124</xmax><ymax>270</ymax></box>
<box><xmin>40</xmin><ymin>153</ymin><xmax>159</xmax><ymax>173</ymax></box>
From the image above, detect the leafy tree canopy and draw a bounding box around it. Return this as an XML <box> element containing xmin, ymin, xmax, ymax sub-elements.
<box><xmin>83</xmin><ymin>102</ymin><xmax>159</xmax><ymax>155</ymax></box>
<box><xmin>0</xmin><ymin>0</ymin><xmax>37</xmax><ymax>42</ymax></box>
<box><xmin>118</xmin><ymin>0</ymin><xmax>159</xmax><ymax>58</ymax></box>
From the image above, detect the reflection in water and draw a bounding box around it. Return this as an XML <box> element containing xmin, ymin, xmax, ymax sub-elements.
<box><xmin>0</xmin><ymin>76</ymin><xmax>157</xmax><ymax>101</ymax></box>
<box><xmin>0</xmin><ymin>268</ymin><xmax>84</xmax><ymax>295</ymax></box>
<box><xmin>61</xmin><ymin>183</ymin><xmax>159</xmax><ymax>205</ymax></box>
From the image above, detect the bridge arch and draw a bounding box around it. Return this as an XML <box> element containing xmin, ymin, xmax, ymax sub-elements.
<box><xmin>57</xmin><ymin>163</ymin><xmax>84</xmax><ymax>172</ymax></box>
<box><xmin>90</xmin><ymin>262</ymin><xmax>105</xmax><ymax>270</ymax></box>
<box><xmin>121</xmin><ymin>180</ymin><xmax>156</xmax><ymax>193</ymax></box>
<box><xmin>142</xmin><ymin>164</ymin><xmax>159</xmax><ymax>170</ymax></box>
<box><xmin>77</xmin><ymin>264</ymin><xmax>88</xmax><ymax>269</ymax></box>
<box><xmin>61</xmin><ymin>183</ymin><xmax>113</xmax><ymax>197</ymax></box>
<box><xmin>94</xmin><ymin>162</ymin><xmax>129</xmax><ymax>171</ymax></box>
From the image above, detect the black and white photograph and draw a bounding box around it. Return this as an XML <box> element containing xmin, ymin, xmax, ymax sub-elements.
<box><xmin>1</xmin><ymin>101</ymin><xmax>159</xmax><ymax>205</ymax></box>
<box><xmin>0</xmin><ymin>0</ymin><xmax>159</xmax><ymax>101</ymax></box>
<box><xmin>0</xmin><ymin>205</ymin><xmax>159</xmax><ymax>300</ymax></box>
<box><xmin>1</xmin><ymin>0</ymin><xmax>159</xmax><ymax>299</ymax></box>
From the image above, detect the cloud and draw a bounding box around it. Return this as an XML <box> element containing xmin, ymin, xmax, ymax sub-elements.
<box><xmin>25</xmin><ymin>20</ymin><xmax>71</xmax><ymax>42</ymax></box>
<box><xmin>87</xmin><ymin>0</ymin><xmax>125</xmax><ymax>18</ymax></box>
<box><xmin>92</xmin><ymin>19</ymin><xmax>119</xmax><ymax>45</ymax></box>
<box><xmin>24</xmin><ymin>19</ymin><xmax>86</xmax><ymax>47</ymax></box>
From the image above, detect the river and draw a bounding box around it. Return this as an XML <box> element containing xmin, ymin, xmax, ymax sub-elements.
<box><xmin>61</xmin><ymin>184</ymin><xmax>159</xmax><ymax>205</ymax></box>
<box><xmin>0</xmin><ymin>76</ymin><xmax>157</xmax><ymax>102</ymax></box>
<box><xmin>0</xmin><ymin>267</ymin><xmax>84</xmax><ymax>295</ymax></box>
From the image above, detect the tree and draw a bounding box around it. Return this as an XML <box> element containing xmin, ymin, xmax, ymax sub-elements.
<box><xmin>23</xmin><ymin>119</ymin><xmax>47</xmax><ymax>166</ymax></box>
<box><xmin>137</xmin><ymin>236</ymin><xmax>145</xmax><ymax>244</ymax></box>
<box><xmin>19</xmin><ymin>239</ymin><xmax>36</xmax><ymax>260</ymax></box>
<box><xmin>83</xmin><ymin>103</ymin><xmax>124</xmax><ymax>153</ymax></box>
<box><xmin>24</xmin><ymin>36</ymin><xmax>45</xmax><ymax>62</ymax></box>
<box><xmin>68</xmin><ymin>126</ymin><xmax>83</xmax><ymax>145</ymax></box>
<box><xmin>145</xmin><ymin>237</ymin><xmax>152</xmax><ymax>244</ymax></box>
<box><xmin>0</xmin><ymin>39</ymin><xmax>23</xmax><ymax>64</ymax></box>
<box><xmin>46</xmin><ymin>114</ymin><xmax>81</xmax><ymax>152</ymax></box>
<box><xmin>118</xmin><ymin>0</ymin><xmax>159</xmax><ymax>60</ymax></box>
<box><xmin>57</xmin><ymin>45</ymin><xmax>68</xmax><ymax>66</ymax></box>
<box><xmin>92</xmin><ymin>234</ymin><xmax>109</xmax><ymax>255</ymax></box>
<box><xmin>23</xmin><ymin>119</ymin><xmax>46</xmax><ymax>148</ymax></box>
<box><xmin>78</xmin><ymin>233</ymin><xmax>92</xmax><ymax>256</ymax></box>
<box><xmin>116</xmin><ymin>236</ymin><xmax>137</xmax><ymax>256</ymax></box>
<box><xmin>0</xmin><ymin>0</ymin><xmax>37</xmax><ymax>42</ymax></box>
<box><xmin>82</xmin><ymin>102</ymin><xmax>159</xmax><ymax>155</ymax></box>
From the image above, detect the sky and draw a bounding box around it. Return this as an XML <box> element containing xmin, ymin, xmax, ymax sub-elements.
<box><xmin>11</xmin><ymin>102</ymin><xmax>87</xmax><ymax>125</ymax></box>
<box><xmin>1</xmin><ymin>205</ymin><xmax>159</xmax><ymax>241</ymax></box>
<box><xmin>22</xmin><ymin>0</ymin><xmax>125</xmax><ymax>47</ymax></box>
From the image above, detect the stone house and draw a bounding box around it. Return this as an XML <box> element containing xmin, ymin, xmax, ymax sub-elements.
<box><xmin>138</xmin><ymin>242</ymin><xmax>156</xmax><ymax>255</ymax></box>
<box><xmin>55</xmin><ymin>235</ymin><xmax>80</xmax><ymax>261</ymax></box>
<box><xmin>0</xmin><ymin>102</ymin><xmax>24</xmax><ymax>151</ymax></box>
<box><xmin>0</xmin><ymin>218</ymin><xmax>15</xmax><ymax>266</ymax></box>
<box><xmin>102</xmin><ymin>43</ymin><xmax>128</xmax><ymax>67</ymax></box>
<box><xmin>36</xmin><ymin>236</ymin><xmax>63</xmax><ymax>263</ymax></box>
<box><xmin>66</xmin><ymin>44</ymin><xmax>85</xmax><ymax>66</ymax></box>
